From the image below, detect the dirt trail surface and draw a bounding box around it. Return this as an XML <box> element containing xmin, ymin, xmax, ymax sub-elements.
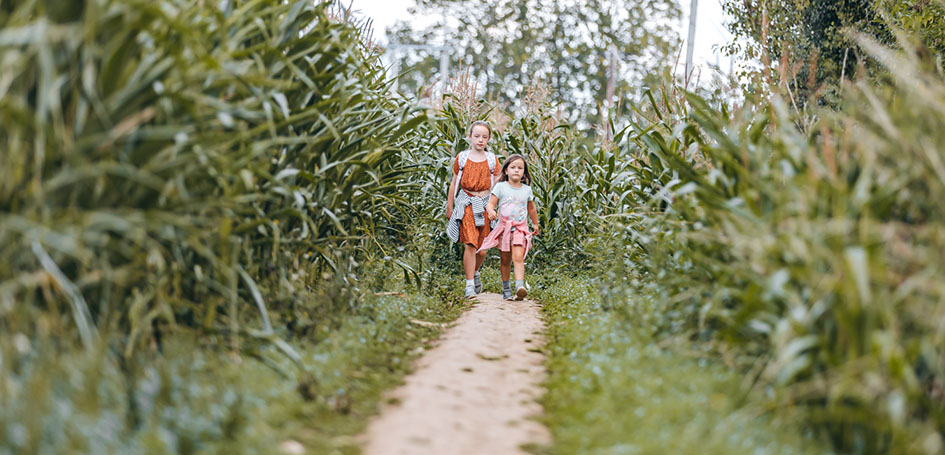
<box><xmin>359</xmin><ymin>292</ymin><xmax>551</xmax><ymax>455</ymax></box>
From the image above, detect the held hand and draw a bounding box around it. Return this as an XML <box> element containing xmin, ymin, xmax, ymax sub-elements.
<box><xmin>486</xmin><ymin>208</ymin><xmax>497</xmax><ymax>220</ymax></box>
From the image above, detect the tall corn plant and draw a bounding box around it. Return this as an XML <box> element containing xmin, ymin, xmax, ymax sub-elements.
<box><xmin>493</xmin><ymin>87</ymin><xmax>591</xmax><ymax>265</ymax></box>
<box><xmin>0</xmin><ymin>0</ymin><xmax>424</xmax><ymax>353</ymax></box>
<box><xmin>608</xmin><ymin>40</ymin><xmax>945</xmax><ymax>454</ymax></box>
<box><xmin>401</xmin><ymin>82</ymin><xmax>598</xmax><ymax>271</ymax></box>
<box><xmin>391</xmin><ymin>97</ymin><xmax>486</xmax><ymax>283</ymax></box>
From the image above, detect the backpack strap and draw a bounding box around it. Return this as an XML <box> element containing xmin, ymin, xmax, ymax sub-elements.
<box><xmin>486</xmin><ymin>152</ymin><xmax>496</xmax><ymax>174</ymax></box>
<box><xmin>454</xmin><ymin>150</ymin><xmax>470</xmax><ymax>198</ymax></box>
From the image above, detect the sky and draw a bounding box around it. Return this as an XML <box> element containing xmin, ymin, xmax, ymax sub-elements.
<box><xmin>349</xmin><ymin>0</ymin><xmax>736</xmax><ymax>80</ymax></box>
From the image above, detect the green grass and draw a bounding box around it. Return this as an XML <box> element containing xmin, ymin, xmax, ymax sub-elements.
<box><xmin>0</xmin><ymin>267</ymin><xmax>465</xmax><ymax>455</ymax></box>
<box><xmin>533</xmin><ymin>273</ymin><xmax>833</xmax><ymax>455</ymax></box>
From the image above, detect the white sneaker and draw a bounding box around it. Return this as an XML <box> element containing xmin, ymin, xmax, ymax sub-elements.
<box><xmin>474</xmin><ymin>273</ymin><xmax>482</xmax><ymax>294</ymax></box>
<box><xmin>465</xmin><ymin>285</ymin><xmax>477</xmax><ymax>298</ymax></box>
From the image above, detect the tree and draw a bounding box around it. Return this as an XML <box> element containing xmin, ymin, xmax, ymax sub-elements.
<box><xmin>721</xmin><ymin>0</ymin><xmax>945</xmax><ymax>107</ymax></box>
<box><xmin>879</xmin><ymin>0</ymin><xmax>945</xmax><ymax>52</ymax></box>
<box><xmin>385</xmin><ymin>0</ymin><xmax>681</xmax><ymax>126</ymax></box>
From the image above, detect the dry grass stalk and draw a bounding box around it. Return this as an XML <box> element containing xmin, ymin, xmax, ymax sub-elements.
<box><xmin>423</xmin><ymin>66</ymin><xmax>482</xmax><ymax>121</ymax></box>
<box><xmin>485</xmin><ymin>95</ymin><xmax>512</xmax><ymax>135</ymax></box>
<box><xmin>325</xmin><ymin>1</ymin><xmax>379</xmax><ymax>53</ymax></box>
<box><xmin>523</xmin><ymin>78</ymin><xmax>565</xmax><ymax>139</ymax></box>
<box><xmin>523</xmin><ymin>78</ymin><xmax>551</xmax><ymax>114</ymax></box>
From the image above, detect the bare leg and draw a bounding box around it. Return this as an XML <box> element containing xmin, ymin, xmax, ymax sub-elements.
<box><xmin>512</xmin><ymin>246</ymin><xmax>526</xmax><ymax>281</ymax></box>
<box><xmin>463</xmin><ymin>244</ymin><xmax>478</xmax><ymax>280</ymax></box>
<box><xmin>500</xmin><ymin>251</ymin><xmax>512</xmax><ymax>281</ymax></box>
<box><xmin>475</xmin><ymin>250</ymin><xmax>486</xmax><ymax>272</ymax></box>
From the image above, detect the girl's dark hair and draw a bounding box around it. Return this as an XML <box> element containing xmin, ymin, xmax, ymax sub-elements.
<box><xmin>499</xmin><ymin>154</ymin><xmax>532</xmax><ymax>185</ymax></box>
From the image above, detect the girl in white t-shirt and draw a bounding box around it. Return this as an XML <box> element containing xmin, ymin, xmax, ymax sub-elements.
<box><xmin>478</xmin><ymin>154</ymin><xmax>540</xmax><ymax>300</ymax></box>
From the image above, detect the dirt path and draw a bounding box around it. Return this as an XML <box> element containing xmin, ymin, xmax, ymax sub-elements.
<box><xmin>359</xmin><ymin>292</ymin><xmax>550</xmax><ymax>455</ymax></box>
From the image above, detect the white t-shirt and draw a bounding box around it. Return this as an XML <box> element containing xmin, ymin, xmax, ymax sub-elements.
<box><xmin>491</xmin><ymin>181</ymin><xmax>533</xmax><ymax>222</ymax></box>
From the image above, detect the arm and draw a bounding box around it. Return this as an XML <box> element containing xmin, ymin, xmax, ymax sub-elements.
<box><xmin>482</xmin><ymin>159</ymin><xmax>498</xmax><ymax>197</ymax></box>
<box><xmin>445</xmin><ymin>158</ymin><xmax>458</xmax><ymax>218</ymax></box>
<box><xmin>486</xmin><ymin>195</ymin><xmax>498</xmax><ymax>220</ymax></box>
<box><xmin>527</xmin><ymin>201</ymin><xmax>539</xmax><ymax>235</ymax></box>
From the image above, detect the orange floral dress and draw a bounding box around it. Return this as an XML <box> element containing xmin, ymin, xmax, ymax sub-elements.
<box><xmin>454</xmin><ymin>157</ymin><xmax>501</xmax><ymax>248</ymax></box>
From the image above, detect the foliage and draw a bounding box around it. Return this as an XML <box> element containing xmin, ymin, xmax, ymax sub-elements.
<box><xmin>606</xmin><ymin>38</ymin><xmax>945</xmax><ymax>454</ymax></box>
<box><xmin>880</xmin><ymin>0</ymin><xmax>945</xmax><ymax>52</ymax></box>
<box><xmin>0</xmin><ymin>1</ymin><xmax>469</xmax><ymax>452</ymax></box>
<box><xmin>385</xmin><ymin>0</ymin><xmax>681</xmax><ymax>126</ymax></box>
<box><xmin>722</xmin><ymin>0</ymin><xmax>945</xmax><ymax>108</ymax></box>
<box><xmin>0</xmin><ymin>0</ymin><xmax>425</xmax><ymax>353</ymax></box>
<box><xmin>533</xmin><ymin>273</ymin><xmax>831</xmax><ymax>454</ymax></box>
<box><xmin>0</xmin><ymin>263</ymin><xmax>465</xmax><ymax>454</ymax></box>
<box><xmin>6</xmin><ymin>0</ymin><xmax>945</xmax><ymax>452</ymax></box>
<box><xmin>496</xmin><ymin>85</ymin><xmax>591</xmax><ymax>262</ymax></box>
<box><xmin>398</xmin><ymin>76</ymin><xmax>639</xmax><ymax>270</ymax></box>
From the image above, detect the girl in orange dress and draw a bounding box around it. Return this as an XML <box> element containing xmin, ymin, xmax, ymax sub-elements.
<box><xmin>445</xmin><ymin>121</ymin><xmax>501</xmax><ymax>298</ymax></box>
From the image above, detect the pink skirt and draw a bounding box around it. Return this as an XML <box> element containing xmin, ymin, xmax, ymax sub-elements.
<box><xmin>476</xmin><ymin>217</ymin><xmax>533</xmax><ymax>258</ymax></box>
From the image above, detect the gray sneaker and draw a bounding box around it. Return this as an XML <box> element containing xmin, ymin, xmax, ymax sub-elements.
<box><xmin>502</xmin><ymin>288</ymin><xmax>513</xmax><ymax>300</ymax></box>
<box><xmin>515</xmin><ymin>286</ymin><xmax>527</xmax><ymax>300</ymax></box>
<box><xmin>474</xmin><ymin>273</ymin><xmax>482</xmax><ymax>294</ymax></box>
<box><xmin>465</xmin><ymin>285</ymin><xmax>477</xmax><ymax>298</ymax></box>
